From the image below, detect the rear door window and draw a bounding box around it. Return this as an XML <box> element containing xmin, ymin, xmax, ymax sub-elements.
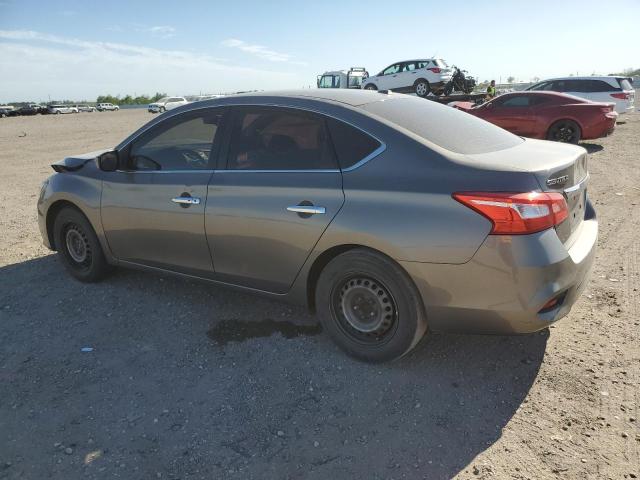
<box><xmin>326</xmin><ymin>118</ymin><xmax>382</xmax><ymax>170</ymax></box>
<box><xmin>226</xmin><ymin>107</ymin><xmax>337</xmax><ymax>170</ymax></box>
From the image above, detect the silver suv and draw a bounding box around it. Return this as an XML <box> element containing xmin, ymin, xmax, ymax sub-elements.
<box><xmin>96</xmin><ymin>103</ymin><xmax>119</xmax><ymax>112</ymax></box>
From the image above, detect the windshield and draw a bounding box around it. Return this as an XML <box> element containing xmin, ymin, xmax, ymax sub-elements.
<box><xmin>157</xmin><ymin>97</ymin><xmax>169</xmax><ymax>103</ymax></box>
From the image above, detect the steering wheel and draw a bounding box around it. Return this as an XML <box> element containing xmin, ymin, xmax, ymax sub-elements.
<box><xmin>179</xmin><ymin>148</ymin><xmax>209</xmax><ymax>168</ymax></box>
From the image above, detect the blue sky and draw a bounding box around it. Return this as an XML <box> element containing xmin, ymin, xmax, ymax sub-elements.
<box><xmin>0</xmin><ymin>0</ymin><xmax>638</xmax><ymax>102</ymax></box>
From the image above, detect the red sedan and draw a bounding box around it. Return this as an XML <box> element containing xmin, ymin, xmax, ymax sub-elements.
<box><xmin>453</xmin><ymin>91</ymin><xmax>617</xmax><ymax>143</ymax></box>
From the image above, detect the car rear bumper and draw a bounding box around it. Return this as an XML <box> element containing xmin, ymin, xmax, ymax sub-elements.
<box><xmin>583</xmin><ymin>115</ymin><xmax>617</xmax><ymax>139</ymax></box>
<box><xmin>401</xmin><ymin>215</ymin><xmax>597</xmax><ymax>334</ymax></box>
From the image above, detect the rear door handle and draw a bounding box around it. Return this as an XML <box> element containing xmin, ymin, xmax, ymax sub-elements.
<box><xmin>172</xmin><ymin>196</ymin><xmax>201</xmax><ymax>205</ymax></box>
<box><xmin>286</xmin><ymin>205</ymin><xmax>326</xmax><ymax>215</ymax></box>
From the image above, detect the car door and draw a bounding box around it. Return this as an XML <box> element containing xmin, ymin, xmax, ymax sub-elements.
<box><xmin>376</xmin><ymin>63</ymin><xmax>402</xmax><ymax>90</ymax></box>
<box><xmin>486</xmin><ymin>95</ymin><xmax>536</xmax><ymax>135</ymax></box>
<box><xmin>205</xmin><ymin>106</ymin><xmax>345</xmax><ymax>293</ymax></box>
<box><xmin>100</xmin><ymin>108</ymin><xmax>225</xmax><ymax>276</ymax></box>
<box><xmin>397</xmin><ymin>61</ymin><xmax>418</xmax><ymax>91</ymax></box>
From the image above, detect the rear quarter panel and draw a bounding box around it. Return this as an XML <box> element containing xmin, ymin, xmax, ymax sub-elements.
<box><xmin>313</xmin><ymin>128</ymin><xmax>541</xmax><ymax>265</ymax></box>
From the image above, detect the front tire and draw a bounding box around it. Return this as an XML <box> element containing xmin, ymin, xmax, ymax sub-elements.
<box><xmin>315</xmin><ymin>249</ymin><xmax>428</xmax><ymax>363</ymax></box>
<box><xmin>414</xmin><ymin>79</ymin><xmax>430</xmax><ymax>97</ymax></box>
<box><xmin>159</xmin><ymin>106</ymin><xmax>166</xmax><ymax>112</ymax></box>
<box><xmin>547</xmin><ymin>120</ymin><xmax>581</xmax><ymax>144</ymax></box>
<box><xmin>363</xmin><ymin>84</ymin><xmax>377</xmax><ymax>91</ymax></box>
<box><xmin>53</xmin><ymin>207</ymin><xmax>110</xmax><ymax>282</ymax></box>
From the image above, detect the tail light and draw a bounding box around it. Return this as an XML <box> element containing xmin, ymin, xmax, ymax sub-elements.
<box><xmin>453</xmin><ymin>191</ymin><xmax>569</xmax><ymax>235</ymax></box>
<box><xmin>428</xmin><ymin>67</ymin><xmax>441</xmax><ymax>74</ymax></box>
<box><xmin>610</xmin><ymin>92</ymin><xmax>629</xmax><ymax>100</ymax></box>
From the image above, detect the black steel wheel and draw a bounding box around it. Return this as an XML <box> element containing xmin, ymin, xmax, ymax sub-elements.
<box><xmin>547</xmin><ymin>120</ymin><xmax>581</xmax><ymax>144</ymax></box>
<box><xmin>333</xmin><ymin>275</ymin><xmax>398</xmax><ymax>345</ymax></box>
<box><xmin>53</xmin><ymin>207</ymin><xmax>111</xmax><ymax>282</ymax></box>
<box><xmin>316</xmin><ymin>249</ymin><xmax>428</xmax><ymax>362</ymax></box>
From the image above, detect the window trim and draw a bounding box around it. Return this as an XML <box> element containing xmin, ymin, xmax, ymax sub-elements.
<box><xmin>117</xmin><ymin>103</ymin><xmax>386</xmax><ymax>174</ymax></box>
<box><xmin>218</xmin><ymin>105</ymin><xmax>385</xmax><ymax>173</ymax></box>
<box><xmin>221</xmin><ymin>105</ymin><xmax>340</xmax><ymax>172</ymax></box>
<box><xmin>118</xmin><ymin>107</ymin><xmax>228</xmax><ymax>173</ymax></box>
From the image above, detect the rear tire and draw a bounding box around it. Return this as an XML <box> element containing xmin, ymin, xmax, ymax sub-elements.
<box><xmin>547</xmin><ymin>120</ymin><xmax>581</xmax><ymax>144</ymax></box>
<box><xmin>315</xmin><ymin>249</ymin><xmax>428</xmax><ymax>363</ymax></box>
<box><xmin>414</xmin><ymin>79</ymin><xmax>430</xmax><ymax>97</ymax></box>
<box><xmin>53</xmin><ymin>207</ymin><xmax>111</xmax><ymax>282</ymax></box>
<box><xmin>364</xmin><ymin>84</ymin><xmax>377</xmax><ymax>91</ymax></box>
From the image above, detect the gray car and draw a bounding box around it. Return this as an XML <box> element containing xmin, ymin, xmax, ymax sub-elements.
<box><xmin>37</xmin><ymin>90</ymin><xmax>597</xmax><ymax>362</ymax></box>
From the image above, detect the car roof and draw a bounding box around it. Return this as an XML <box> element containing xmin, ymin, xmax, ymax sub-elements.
<box><xmin>500</xmin><ymin>91</ymin><xmax>592</xmax><ymax>103</ymax></box>
<box><xmin>536</xmin><ymin>76</ymin><xmax>617</xmax><ymax>83</ymax></box>
<box><xmin>215</xmin><ymin>89</ymin><xmax>396</xmax><ymax>107</ymax></box>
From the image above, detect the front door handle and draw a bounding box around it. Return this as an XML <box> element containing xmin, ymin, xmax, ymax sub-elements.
<box><xmin>286</xmin><ymin>205</ymin><xmax>326</xmax><ymax>215</ymax></box>
<box><xmin>172</xmin><ymin>196</ymin><xmax>201</xmax><ymax>205</ymax></box>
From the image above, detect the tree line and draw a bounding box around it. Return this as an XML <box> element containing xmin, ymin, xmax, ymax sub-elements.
<box><xmin>95</xmin><ymin>92</ymin><xmax>167</xmax><ymax>105</ymax></box>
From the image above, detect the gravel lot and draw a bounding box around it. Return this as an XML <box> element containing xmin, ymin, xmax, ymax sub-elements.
<box><xmin>0</xmin><ymin>108</ymin><xmax>638</xmax><ymax>480</ymax></box>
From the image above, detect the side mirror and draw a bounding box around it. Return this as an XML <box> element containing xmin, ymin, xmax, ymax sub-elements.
<box><xmin>97</xmin><ymin>151</ymin><xmax>119</xmax><ymax>172</ymax></box>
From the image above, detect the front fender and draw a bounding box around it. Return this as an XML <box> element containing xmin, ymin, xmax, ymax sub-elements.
<box><xmin>37</xmin><ymin>172</ymin><xmax>114</xmax><ymax>262</ymax></box>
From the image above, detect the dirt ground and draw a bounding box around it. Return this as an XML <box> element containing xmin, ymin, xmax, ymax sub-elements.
<box><xmin>0</xmin><ymin>107</ymin><xmax>638</xmax><ymax>480</ymax></box>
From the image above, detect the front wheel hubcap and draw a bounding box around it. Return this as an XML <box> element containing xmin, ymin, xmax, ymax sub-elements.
<box><xmin>65</xmin><ymin>226</ymin><xmax>89</xmax><ymax>263</ymax></box>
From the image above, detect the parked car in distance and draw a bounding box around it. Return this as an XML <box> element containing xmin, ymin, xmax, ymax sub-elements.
<box><xmin>15</xmin><ymin>104</ymin><xmax>41</xmax><ymax>115</ymax></box>
<box><xmin>38</xmin><ymin>90</ymin><xmax>596</xmax><ymax>362</ymax></box>
<box><xmin>453</xmin><ymin>91</ymin><xmax>618</xmax><ymax>143</ymax></box>
<box><xmin>0</xmin><ymin>107</ymin><xmax>14</xmax><ymax>118</ymax></box>
<box><xmin>96</xmin><ymin>103</ymin><xmax>119</xmax><ymax>112</ymax></box>
<box><xmin>74</xmin><ymin>104</ymin><xmax>96</xmax><ymax>112</ymax></box>
<box><xmin>526</xmin><ymin>76</ymin><xmax>635</xmax><ymax>115</ymax></box>
<box><xmin>318</xmin><ymin>67</ymin><xmax>369</xmax><ymax>89</ymax></box>
<box><xmin>362</xmin><ymin>59</ymin><xmax>452</xmax><ymax>96</ymax></box>
<box><xmin>148</xmin><ymin>96</ymin><xmax>188</xmax><ymax>113</ymax></box>
<box><xmin>47</xmin><ymin>104</ymin><xmax>76</xmax><ymax>114</ymax></box>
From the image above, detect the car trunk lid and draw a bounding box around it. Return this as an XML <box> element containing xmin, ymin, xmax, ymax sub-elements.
<box><xmin>461</xmin><ymin>138</ymin><xmax>588</xmax><ymax>244</ymax></box>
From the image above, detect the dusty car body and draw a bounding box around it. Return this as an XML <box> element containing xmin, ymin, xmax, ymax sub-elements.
<box><xmin>37</xmin><ymin>90</ymin><xmax>597</xmax><ymax>362</ymax></box>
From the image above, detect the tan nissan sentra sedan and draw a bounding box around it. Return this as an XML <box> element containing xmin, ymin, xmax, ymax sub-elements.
<box><xmin>37</xmin><ymin>90</ymin><xmax>597</xmax><ymax>362</ymax></box>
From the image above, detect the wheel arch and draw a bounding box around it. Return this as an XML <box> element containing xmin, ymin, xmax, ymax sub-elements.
<box><xmin>547</xmin><ymin>117</ymin><xmax>584</xmax><ymax>136</ymax></box>
<box><xmin>305</xmin><ymin>244</ymin><xmax>424</xmax><ymax>315</ymax></box>
<box><xmin>46</xmin><ymin>200</ymin><xmax>92</xmax><ymax>250</ymax></box>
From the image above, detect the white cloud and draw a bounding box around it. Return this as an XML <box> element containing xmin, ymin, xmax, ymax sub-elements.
<box><xmin>145</xmin><ymin>25</ymin><xmax>176</xmax><ymax>38</ymax></box>
<box><xmin>0</xmin><ymin>30</ymin><xmax>305</xmax><ymax>102</ymax></box>
<box><xmin>221</xmin><ymin>38</ymin><xmax>305</xmax><ymax>65</ymax></box>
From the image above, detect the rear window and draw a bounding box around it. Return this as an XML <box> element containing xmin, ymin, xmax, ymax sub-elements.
<box><xmin>588</xmin><ymin>80</ymin><xmax>616</xmax><ymax>92</ymax></box>
<box><xmin>618</xmin><ymin>78</ymin><xmax>633</xmax><ymax>90</ymax></box>
<box><xmin>327</xmin><ymin>118</ymin><xmax>382</xmax><ymax>169</ymax></box>
<box><xmin>361</xmin><ymin>96</ymin><xmax>522</xmax><ymax>155</ymax></box>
